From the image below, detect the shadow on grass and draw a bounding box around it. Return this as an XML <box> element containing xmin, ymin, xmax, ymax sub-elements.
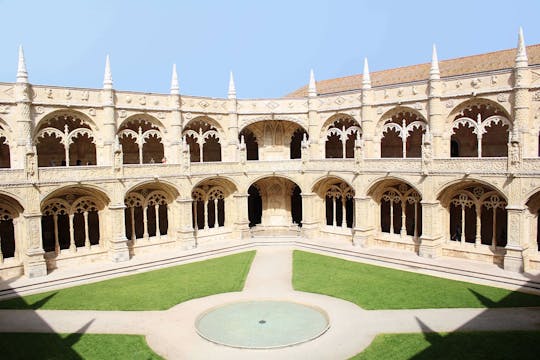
<box><xmin>0</xmin><ymin>278</ymin><xmax>84</xmax><ymax>359</ymax></box>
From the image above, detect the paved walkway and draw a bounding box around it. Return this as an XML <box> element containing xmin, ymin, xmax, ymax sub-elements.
<box><xmin>1</xmin><ymin>244</ymin><xmax>540</xmax><ymax>359</ymax></box>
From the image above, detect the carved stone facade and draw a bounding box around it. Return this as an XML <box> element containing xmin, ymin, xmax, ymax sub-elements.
<box><xmin>1</xmin><ymin>36</ymin><xmax>540</xmax><ymax>278</ymax></box>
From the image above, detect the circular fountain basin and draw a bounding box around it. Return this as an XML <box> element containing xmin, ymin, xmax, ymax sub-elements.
<box><xmin>195</xmin><ymin>300</ymin><xmax>330</xmax><ymax>349</ymax></box>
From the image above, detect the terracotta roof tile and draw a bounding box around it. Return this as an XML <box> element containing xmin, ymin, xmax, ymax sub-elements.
<box><xmin>287</xmin><ymin>44</ymin><xmax>540</xmax><ymax>97</ymax></box>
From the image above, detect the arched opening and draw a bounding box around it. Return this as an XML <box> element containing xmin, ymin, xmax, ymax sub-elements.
<box><xmin>450</xmin><ymin>102</ymin><xmax>510</xmax><ymax>158</ymax></box>
<box><xmin>0</xmin><ymin>195</ymin><xmax>22</xmax><ymax>263</ymax></box>
<box><xmin>526</xmin><ymin>191</ymin><xmax>540</xmax><ymax>252</ymax></box>
<box><xmin>290</xmin><ymin>128</ymin><xmax>307</xmax><ymax>159</ymax></box>
<box><xmin>323</xmin><ymin>115</ymin><xmax>361</xmax><ymax>159</ymax></box>
<box><xmin>191</xmin><ymin>178</ymin><xmax>236</xmax><ymax>232</ymax></box>
<box><xmin>124</xmin><ymin>187</ymin><xmax>171</xmax><ymax>242</ymax></box>
<box><xmin>441</xmin><ymin>183</ymin><xmax>507</xmax><ymax>247</ymax></box>
<box><xmin>239</xmin><ymin>129</ymin><xmax>258</xmax><ymax>160</ymax></box>
<box><xmin>118</xmin><ymin>118</ymin><xmax>164</xmax><ymax>164</ymax></box>
<box><xmin>248</xmin><ymin>177</ymin><xmax>302</xmax><ymax>229</ymax></box>
<box><xmin>0</xmin><ymin>126</ymin><xmax>10</xmax><ymax>168</ymax></box>
<box><xmin>183</xmin><ymin>118</ymin><xmax>221</xmax><ymax>162</ymax></box>
<box><xmin>313</xmin><ymin>177</ymin><xmax>355</xmax><ymax>230</ymax></box>
<box><xmin>248</xmin><ymin>185</ymin><xmax>262</xmax><ymax>227</ymax></box>
<box><xmin>240</xmin><ymin>120</ymin><xmax>307</xmax><ymax>161</ymax></box>
<box><xmin>380</xmin><ymin>110</ymin><xmax>426</xmax><ymax>158</ymax></box>
<box><xmin>35</xmin><ymin>113</ymin><xmax>96</xmax><ymax>167</ymax></box>
<box><xmin>377</xmin><ymin>182</ymin><xmax>422</xmax><ymax>238</ymax></box>
<box><xmin>41</xmin><ymin>188</ymin><xmax>107</xmax><ymax>255</ymax></box>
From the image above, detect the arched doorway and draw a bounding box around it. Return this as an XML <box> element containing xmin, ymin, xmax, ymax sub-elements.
<box><xmin>0</xmin><ymin>194</ymin><xmax>23</xmax><ymax>264</ymax></box>
<box><xmin>248</xmin><ymin>177</ymin><xmax>302</xmax><ymax>233</ymax></box>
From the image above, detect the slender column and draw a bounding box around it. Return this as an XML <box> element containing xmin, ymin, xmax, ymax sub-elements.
<box><xmin>332</xmin><ymin>197</ymin><xmax>336</xmax><ymax>226</ymax></box>
<box><xmin>0</xmin><ymin>233</ymin><xmax>3</xmax><ymax>263</ymax></box>
<box><xmin>193</xmin><ymin>201</ymin><xmax>198</xmax><ymax>230</ymax></box>
<box><xmin>138</xmin><ymin>143</ymin><xmax>143</xmax><ymax>164</ymax></box>
<box><xmin>130</xmin><ymin>207</ymin><xmax>136</xmax><ymax>241</ymax></box>
<box><xmin>402</xmin><ymin>120</ymin><xmax>407</xmax><ymax>158</ymax></box>
<box><xmin>491</xmin><ymin>207</ymin><xmax>497</xmax><ymax>248</ymax></box>
<box><xmin>413</xmin><ymin>202</ymin><xmax>418</xmax><ymax>238</ymax></box>
<box><xmin>53</xmin><ymin>214</ymin><xmax>60</xmax><ymax>254</ymax></box>
<box><xmin>460</xmin><ymin>205</ymin><xmax>465</xmax><ymax>244</ymax></box>
<box><xmin>341</xmin><ymin>127</ymin><xmax>346</xmax><ymax>158</ymax></box>
<box><xmin>389</xmin><ymin>200</ymin><xmax>394</xmax><ymax>234</ymax></box>
<box><xmin>400</xmin><ymin>202</ymin><xmax>407</xmax><ymax>237</ymax></box>
<box><xmin>155</xmin><ymin>204</ymin><xmax>161</xmax><ymax>238</ymax></box>
<box><xmin>214</xmin><ymin>200</ymin><xmax>219</xmax><ymax>228</ymax></box>
<box><xmin>477</xmin><ymin>134</ymin><xmax>482</xmax><ymax>157</ymax></box>
<box><xmin>341</xmin><ymin>198</ymin><xmax>346</xmax><ymax>227</ymax></box>
<box><xmin>199</xmin><ymin>142</ymin><xmax>203</xmax><ymax>162</ymax></box>
<box><xmin>84</xmin><ymin>211</ymin><xmax>90</xmax><ymax>249</ymax></box>
<box><xmin>204</xmin><ymin>200</ymin><xmax>208</xmax><ymax>229</ymax></box>
<box><xmin>475</xmin><ymin>204</ymin><xmax>481</xmax><ymax>246</ymax></box>
<box><xmin>69</xmin><ymin>213</ymin><xmax>76</xmax><ymax>252</ymax></box>
<box><xmin>143</xmin><ymin>206</ymin><xmax>149</xmax><ymax>240</ymax></box>
<box><xmin>64</xmin><ymin>144</ymin><xmax>70</xmax><ymax>167</ymax></box>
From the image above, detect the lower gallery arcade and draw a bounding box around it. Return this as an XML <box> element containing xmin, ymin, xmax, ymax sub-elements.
<box><xmin>1</xmin><ymin>172</ymin><xmax>540</xmax><ymax>278</ymax></box>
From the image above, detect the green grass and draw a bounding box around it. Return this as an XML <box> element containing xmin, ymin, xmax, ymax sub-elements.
<box><xmin>0</xmin><ymin>333</ymin><xmax>162</xmax><ymax>360</ymax></box>
<box><xmin>293</xmin><ymin>251</ymin><xmax>540</xmax><ymax>309</ymax></box>
<box><xmin>0</xmin><ymin>251</ymin><xmax>255</xmax><ymax>311</ymax></box>
<box><xmin>352</xmin><ymin>331</ymin><xmax>540</xmax><ymax>360</ymax></box>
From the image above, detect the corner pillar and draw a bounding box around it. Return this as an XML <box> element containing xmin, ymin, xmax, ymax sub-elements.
<box><xmin>504</xmin><ymin>205</ymin><xmax>528</xmax><ymax>272</ymax></box>
<box><xmin>352</xmin><ymin>196</ymin><xmax>375</xmax><ymax>247</ymax></box>
<box><xmin>108</xmin><ymin>204</ymin><xmax>130</xmax><ymax>262</ymax></box>
<box><xmin>418</xmin><ymin>200</ymin><xmax>443</xmax><ymax>258</ymax></box>
<box><xmin>174</xmin><ymin>197</ymin><xmax>196</xmax><ymax>249</ymax></box>
<box><xmin>22</xmin><ymin>213</ymin><xmax>47</xmax><ymax>278</ymax></box>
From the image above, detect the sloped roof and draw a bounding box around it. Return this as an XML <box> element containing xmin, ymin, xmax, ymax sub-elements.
<box><xmin>287</xmin><ymin>44</ymin><xmax>540</xmax><ymax>97</ymax></box>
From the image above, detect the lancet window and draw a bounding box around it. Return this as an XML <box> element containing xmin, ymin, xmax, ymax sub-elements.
<box><xmin>325</xmin><ymin>183</ymin><xmax>354</xmax><ymax>228</ymax></box>
<box><xmin>449</xmin><ymin>185</ymin><xmax>507</xmax><ymax>247</ymax></box>
<box><xmin>41</xmin><ymin>195</ymin><xmax>101</xmax><ymax>254</ymax></box>
<box><xmin>0</xmin><ymin>205</ymin><xmax>17</xmax><ymax>263</ymax></box>
<box><xmin>380</xmin><ymin>183</ymin><xmax>422</xmax><ymax>238</ymax></box>
<box><xmin>192</xmin><ymin>186</ymin><xmax>225</xmax><ymax>230</ymax></box>
<box><xmin>124</xmin><ymin>190</ymin><xmax>169</xmax><ymax>241</ymax></box>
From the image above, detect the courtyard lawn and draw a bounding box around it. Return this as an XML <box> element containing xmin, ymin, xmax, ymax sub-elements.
<box><xmin>0</xmin><ymin>251</ymin><xmax>255</xmax><ymax>311</ymax></box>
<box><xmin>0</xmin><ymin>333</ymin><xmax>162</xmax><ymax>360</ymax></box>
<box><xmin>293</xmin><ymin>251</ymin><xmax>540</xmax><ymax>309</ymax></box>
<box><xmin>352</xmin><ymin>331</ymin><xmax>540</xmax><ymax>360</ymax></box>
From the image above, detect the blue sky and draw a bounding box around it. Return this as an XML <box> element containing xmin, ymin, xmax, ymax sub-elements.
<box><xmin>1</xmin><ymin>0</ymin><xmax>539</xmax><ymax>98</ymax></box>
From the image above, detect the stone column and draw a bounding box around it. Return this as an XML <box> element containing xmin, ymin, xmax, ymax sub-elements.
<box><xmin>504</xmin><ymin>205</ymin><xmax>528</xmax><ymax>272</ymax></box>
<box><xmin>22</xmin><ymin>213</ymin><xmax>47</xmax><ymax>278</ymax></box>
<box><xmin>14</xmin><ymin>82</ymin><xmax>32</xmax><ymax>169</ymax></box>
<box><xmin>352</xmin><ymin>196</ymin><xmax>375</xmax><ymax>246</ymax></box>
<box><xmin>233</xmin><ymin>193</ymin><xmax>250</xmax><ymax>239</ymax></box>
<box><xmin>107</xmin><ymin>204</ymin><xmax>130</xmax><ymax>263</ymax></box>
<box><xmin>173</xmin><ymin>197</ymin><xmax>196</xmax><ymax>249</ymax></box>
<box><xmin>418</xmin><ymin>200</ymin><xmax>443</xmax><ymax>258</ymax></box>
<box><xmin>301</xmin><ymin>192</ymin><xmax>319</xmax><ymax>239</ymax></box>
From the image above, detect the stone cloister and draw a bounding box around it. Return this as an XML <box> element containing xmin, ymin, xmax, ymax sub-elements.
<box><xmin>1</xmin><ymin>30</ymin><xmax>540</xmax><ymax>279</ymax></box>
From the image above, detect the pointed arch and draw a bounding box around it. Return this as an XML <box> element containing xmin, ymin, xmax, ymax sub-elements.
<box><xmin>118</xmin><ymin>115</ymin><xmax>164</xmax><ymax>164</ymax></box>
<box><xmin>182</xmin><ymin>116</ymin><xmax>222</xmax><ymax>162</ymax></box>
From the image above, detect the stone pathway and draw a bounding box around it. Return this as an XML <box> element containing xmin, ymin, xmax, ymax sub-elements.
<box><xmin>1</xmin><ymin>244</ymin><xmax>540</xmax><ymax>359</ymax></box>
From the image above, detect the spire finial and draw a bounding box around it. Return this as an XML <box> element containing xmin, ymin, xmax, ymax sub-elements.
<box><xmin>308</xmin><ymin>69</ymin><xmax>317</xmax><ymax>97</ymax></box>
<box><xmin>228</xmin><ymin>71</ymin><xmax>236</xmax><ymax>99</ymax></box>
<box><xmin>362</xmin><ymin>58</ymin><xmax>371</xmax><ymax>89</ymax></box>
<box><xmin>16</xmin><ymin>45</ymin><xmax>28</xmax><ymax>83</ymax></box>
<box><xmin>103</xmin><ymin>54</ymin><xmax>113</xmax><ymax>89</ymax></box>
<box><xmin>170</xmin><ymin>64</ymin><xmax>179</xmax><ymax>95</ymax></box>
<box><xmin>516</xmin><ymin>27</ymin><xmax>528</xmax><ymax>66</ymax></box>
<box><xmin>430</xmin><ymin>44</ymin><xmax>440</xmax><ymax>80</ymax></box>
